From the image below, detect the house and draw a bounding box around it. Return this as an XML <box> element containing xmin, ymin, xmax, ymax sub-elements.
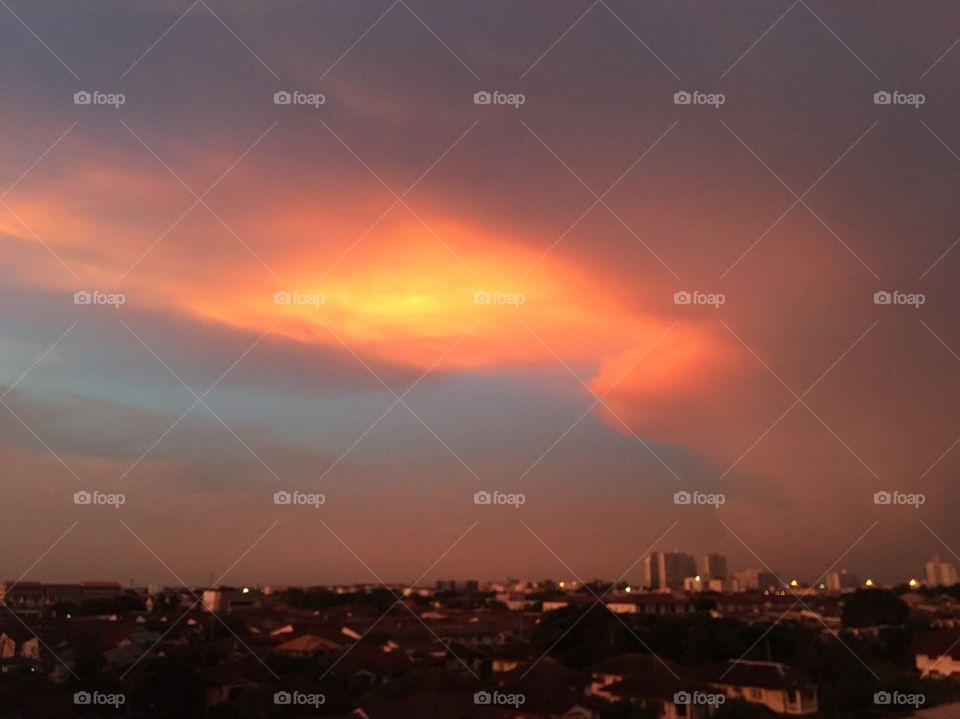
<box><xmin>706</xmin><ymin>660</ymin><xmax>818</xmax><ymax>715</ymax></box>
<box><xmin>914</xmin><ymin>630</ymin><xmax>960</xmax><ymax>677</ymax></box>
<box><xmin>589</xmin><ymin>653</ymin><xmax>718</xmax><ymax>719</ymax></box>
<box><xmin>0</xmin><ymin>624</ymin><xmax>40</xmax><ymax>661</ymax></box>
<box><xmin>202</xmin><ymin>588</ymin><xmax>259</xmax><ymax>613</ymax></box>
<box><xmin>200</xmin><ymin>653</ymin><xmax>275</xmax><ymax>707</ymax></box>
<box><xmin>273</xmin><ymin>633</ymin><xmax>344</xmax><ymax>659</ymax></box>
<box><xmin>496</xmin><ymin>657</ymin><xmax>597</xmax><ymax>719</ymax></box>
<box><xmin>907</xmin><ymin>701</ymin><xmax>960</xmax><ymax>718</ymax></box>
<box><xmin>352</xmin><ymin>691</ymin><xmax>504</xmax><ymax>718</ymax></box>
<box><xmin>491</xmin><ymin>644</ymin><xmax>540</xmax><ymax>674</ymax></box>
<box><xmin>324</xmin><ymin>642</ymin><xmax>412</xmax><ymax>688</ymax></box>
<box><xmin>0</xmin><ymin>581</ymin><xmax>45</xmax><ymax>615</ymax></box>
<box><xmin>606</xmin><ymin>595</ymin><xmax>696</xmax><ymax>616</ymax></box>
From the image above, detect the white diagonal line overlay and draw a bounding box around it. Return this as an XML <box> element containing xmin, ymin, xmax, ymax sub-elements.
<box><xmin>720</xmin><ymin>520</ymin><xmax>880</xmax><ymax>681</ymax></box>
<box><xmin>0</xmin><ymin>322</ymin><xmax>82</xmax><ymax>481</ymax></box>
<box><xmin>518</xmin><ymin>322</ymin><xmax>678</xmax><ymax>481</ymax></box>
<box><xmin>120</xmin><ymin>121</ymin><xmax>280</xmax><ymax>279</ymax></box>
<box><xmin>119</xmin><ymin>520</ymin><xmax>280</xmax><ymax>679</ymax></box>
<box><xmin>720</xmin><ymin>321</ymin><xmax>881</xmax><ymax>481</ymax></box>
<box><xmin>517</xmin><ymin>520</ymin><xmax>680</xmax><ymax>680</ymax></box>
<box><xmin>318</xmin><ymin>321</ymin><xmax>480</xmax><ymax>482</ymax></box>
<box><xmin>318</xmin><ymin>520</ymin><xmax>481</xmax><ymax>679</ymax></box>
<box><xmin>0</xmin><ymin>522</ymin><xmax>81</xmax><ymax>679</ymax></box>
<box><xmin>720</xmin><ymin>120</ymin><xmax>879</xmax><ymax>279</ymax></box>
<box><xmin>118</xmin><ymin>322</ymin><xmax>277</xmax><ymax>481</ymax></box>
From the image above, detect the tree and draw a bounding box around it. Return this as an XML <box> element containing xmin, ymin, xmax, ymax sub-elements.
<box><xmin>841</xmin><ymin>589</ymin><xmax>908</xmax><ymax>628</ymax></box>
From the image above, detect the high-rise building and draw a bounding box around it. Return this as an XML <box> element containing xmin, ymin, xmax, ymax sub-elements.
<box><xmin>825</xmin><ymin>569</ymin><xmax>859</xmax><ymax>592</ymax></box>
<box><xmin>734</xmin><ymin>568</ymin><xmax>780</xmax><ymax>591</ymax></box>
<box><xmin>644</xmin><ymin>551</ymin><xmax>696</xmax><ymax>589</ymax></box>
<box><xmin>642</xmin><ymin>554</ymin><xmax>660</xmax><ymax>589</ymax></box>
<box><xmin>925</xmin><ymin>555</ymin><xmax>959</xmax><ymax>587</ymax></box>
<box><xmin>698</xmin><ymin>553</ymin><xmax>728</xmax><ymax>580</ymax></box>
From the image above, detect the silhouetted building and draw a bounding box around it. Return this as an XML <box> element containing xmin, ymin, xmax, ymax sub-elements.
<box><xmin>926</xmin><ymin>555</ymin><xmax>959</xmax><ymax>587</ymax></box>
<box><xmin>644</xmin><ymin>551</ymin><xmax>696</xmax><ymax>590</ymax></box>
<box><xmin>697</xmin><ymin>553</ymin><xmax>728</xmax><ymax>580</ymax></box>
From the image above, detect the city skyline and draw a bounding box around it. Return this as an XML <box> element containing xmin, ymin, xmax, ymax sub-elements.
<box><xmin>4</xmin><ymin>550</ymin><xmax>956</xmax><ymax>593</ymax></box>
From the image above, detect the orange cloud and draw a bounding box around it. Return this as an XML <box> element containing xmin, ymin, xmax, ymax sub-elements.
<box><xmin>1</xmin><ymin>143</ymin><xmax>746</xmax><ymax>448</ymax></box>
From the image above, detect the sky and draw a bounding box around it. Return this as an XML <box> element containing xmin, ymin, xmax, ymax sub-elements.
<box><xmin>2</xmin><ymin>0</ymin><xmax>960</xmax><ymax>588</ymax></box>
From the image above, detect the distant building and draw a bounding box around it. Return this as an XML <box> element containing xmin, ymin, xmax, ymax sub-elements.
<box><xmin>43</xmin><ymin>584</ymin><xmax>84</xmax><ymax>605</ymax></box>
<box><xmin>78</xmin><ymin>581</ymin><xmax>122</xmax><ymax>602</ymax></box>
<box><xmin>644</xmin><ymin>551</ymin><xmax>697</xmax><ymax>590</ymax></box>
<box><xmin>606</xmin><ymin>595</ymin><xmax>695</xmax><ymax>615</ymax></box>
<box><xmin>734</xmin><ymin>569</ymin><xmax>780</xmax><ymax>592</ymax></box>
<box><xmin>202</xmin><ymin>588</ymin><xmax>258</xmax><ymax>613</ymax></box>
<box><xmin>0</xmin><ymin>581</ymin><xmax>120</xmax><ymax>612</ymax></box>
<box><xmin>698</xmin><ymin>553</ymin><xmax>728</xmax><ymax>580</ymax></box>
<box><xmin>926</xmin><ymin>556</ymin><xmax>959</xmax><ymax>588</ymax></box>
<box><xmin>0</xmin><ymin>582</ymin><xmax>45</xmax><ymax>616</ymax></box>
<box><xmin>824</xmin><ymin>570</ymin><xmax>859</xmax><ymax>593</ymax></box>
<box><xmin>708</xmin><ymin>577</ymin><xmax>738</xmax><ymax>593</ymax></box>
